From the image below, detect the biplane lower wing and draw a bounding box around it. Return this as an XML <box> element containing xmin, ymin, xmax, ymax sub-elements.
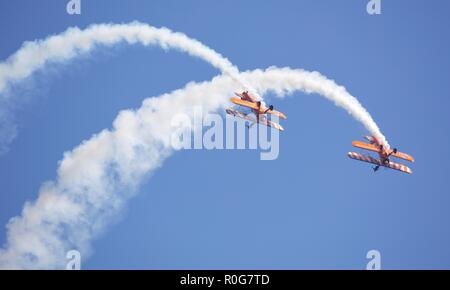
<box><xmin>258</xmin><ymin>117</ymin><xmax>284</xmax><ymax>131</ymax></box>
<box><xmin>229</xmin><ymin>97</ymin><xmax>287</xmax><ymax>119</ymax></box>
<box><xmin>351</xmin><ymin>141</ymin><xmax>414</xmax><ymax>162</ymax></box>
<box><xmin>226</xmin><ymin>108</ymin><xmax>255</xmax><ymax>122</ymax></box>
<box><xmin>347</xmin><ymin>152</ymin><xmax>412</xmax><ymax>174</ymax></box>
<box><xmin>225</xmin><ymin>109</ymin><xmax>284</xmax><ymax>131</ymax></box>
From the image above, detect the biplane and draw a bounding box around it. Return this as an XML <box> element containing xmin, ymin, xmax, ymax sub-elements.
<box><xmin>347</xmin><ymin>136</ymin><xmax>414</xmax><ymax>174</ymax></box>
<box><xmin>225</xmin><ymin>91</ymin><xmax>287</xmax><ymax>131</ymax></box>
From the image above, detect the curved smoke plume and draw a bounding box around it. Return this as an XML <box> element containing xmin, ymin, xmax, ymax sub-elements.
<box><xmin>0</xmin><ymin>22</ymin><xmax>252</xmax><ymax>155</ymax></box>
<box><xmin>0</xmin><ymin>67</ymin><xmax>388</xmax><ymax>269</ymax></box>
<box><xmin>0</xmin><ymin>23</ymin><xmax>389</xmax><ymax>269</ymax></box>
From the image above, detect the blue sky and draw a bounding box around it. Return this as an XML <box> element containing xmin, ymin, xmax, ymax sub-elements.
<box><xmin>1</xmin><ymin>0</ymin><xmax>450</xmax><ymax>269</ymax></box>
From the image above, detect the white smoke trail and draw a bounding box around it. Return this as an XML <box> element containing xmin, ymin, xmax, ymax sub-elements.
<box><xmin>0</xmin><ymin>22</ymin><xmax>389</xmax><ymax>268</ymax></box>
<box><xmin>245</xmin><ymin>67</ymin><xmax>390</xmax><ymax>148</ymax></box>
<box><xmin>0</xmin><ymin>67</ymin><xmax>388</xmax><ymax>269</ymax></box>
<box><xmin>0</xmin><ymin>22</ymin><xmax>253</xmax><ymax>155</ymax></box>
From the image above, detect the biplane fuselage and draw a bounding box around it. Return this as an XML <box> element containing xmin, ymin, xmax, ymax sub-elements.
<box><xmin>364</xmin><ymin>136</ymin><xmax>391</xmax><ymax>165</ymax></box>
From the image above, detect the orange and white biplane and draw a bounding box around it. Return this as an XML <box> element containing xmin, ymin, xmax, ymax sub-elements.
<box><xmin>348</xmin><ymin>136</ymin><xmax>414</xmax><ymax>174</ymax></box>
<box><xmin>225</xmin><ymin>91</ymin><xmax>287</xmax><ymax>131</ymax></box>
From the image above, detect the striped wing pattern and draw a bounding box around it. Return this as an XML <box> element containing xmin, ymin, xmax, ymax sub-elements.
<box><xmin>226</xmin><ymin>109</ymin><xmax>284</xmax><ymax>131</ymax></box>
<box><xmin>230</xmin><ymin>97</ymin><xmax>259</xmax><ymax>110</ymax></box>
<box><xmin>347</xmin><ymin>152</ymin><xmax>412</xmax><ymax>174</ymax></box>
<box><xmin>226</xmin><ymin>108</ymin><xmax>254</xmax><ymax>122</ymax></box>
<box><xmin>258</xmin><ymin>118</ymin><xmax>284</xmax><ymax>131</ymax></box>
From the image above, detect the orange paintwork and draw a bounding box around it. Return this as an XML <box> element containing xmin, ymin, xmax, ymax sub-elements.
<box><xmin>226</xmin><ymin>91</ymin><xmax>287</xmax><ymax>131</ymax></box>
<box><xmin>230</xmin><ymin>97</ymin><xmax>260</xmax><ymax>110</ymax></box>
<box><xmin>225</xmin><ymin>108</ymin><xmax>284</xmax><ymax>131</ymax></box>
<box><xmin>351</xmin><ymin>141</ymin><xmax>380</xmax><ymax>153</ymax></box>
<box><xmin>352</xmin><ymin>141</ymin><xmax>415</xmax><ymax>163</ymax></box>
<box><xmin>391</xmin><ymin>151</ymin><xmax>415</xmax><ymax>163</ymax></box>
<box><xmin>230</xmin><ymin>97</ymin><xmax>287</xmax><ymax>119</ymax></box>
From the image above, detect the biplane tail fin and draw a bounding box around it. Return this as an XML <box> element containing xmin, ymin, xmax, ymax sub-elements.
<box><xmin>364</xmin><ymin>135</ymin><xmax>377</xmax><ymax>144</ymax></box>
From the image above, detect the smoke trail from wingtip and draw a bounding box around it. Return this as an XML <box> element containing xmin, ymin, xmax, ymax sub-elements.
<box><xmin>0</xmin><ymin>22</ymin><xmax>253</xmax><ymax>155</ymax></box>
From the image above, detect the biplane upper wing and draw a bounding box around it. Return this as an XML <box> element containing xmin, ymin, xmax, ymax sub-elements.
<box><xmin>230</xmin><ymin>97</ymin><xmax>287</xmax><ymax>119</ymax></box>
<box><xmin>347</xmin><ymin>152</ymin><xmax>412</xmax><ymax>174</ymax></box>
<box><xmin>351</xmin><ymin>141</ymin><xmax>380</xmax><ymax>153</ymax></box>
<box><xmin>230</xmin><ymin>97</ymin><xmax>259</xmax><ymax>110</ymax></box>
<box><xmin>267</xmin><ymin>110</ymin><xmax>287</xmax><ymax>120</ymax></box>
<box><xmin>225</xmin><ymin>109</ymin><xmax>284</xmax><ymax>131</ymax></box>
<box><xmin>390</xmin><ymin>151</ymin><xmax>415</xmax><ymax>163</ymax></box>
<box><xmin>352</xmin><ymin>141</ymin><xmax>414</xmax><ymax>162</ymax></box>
